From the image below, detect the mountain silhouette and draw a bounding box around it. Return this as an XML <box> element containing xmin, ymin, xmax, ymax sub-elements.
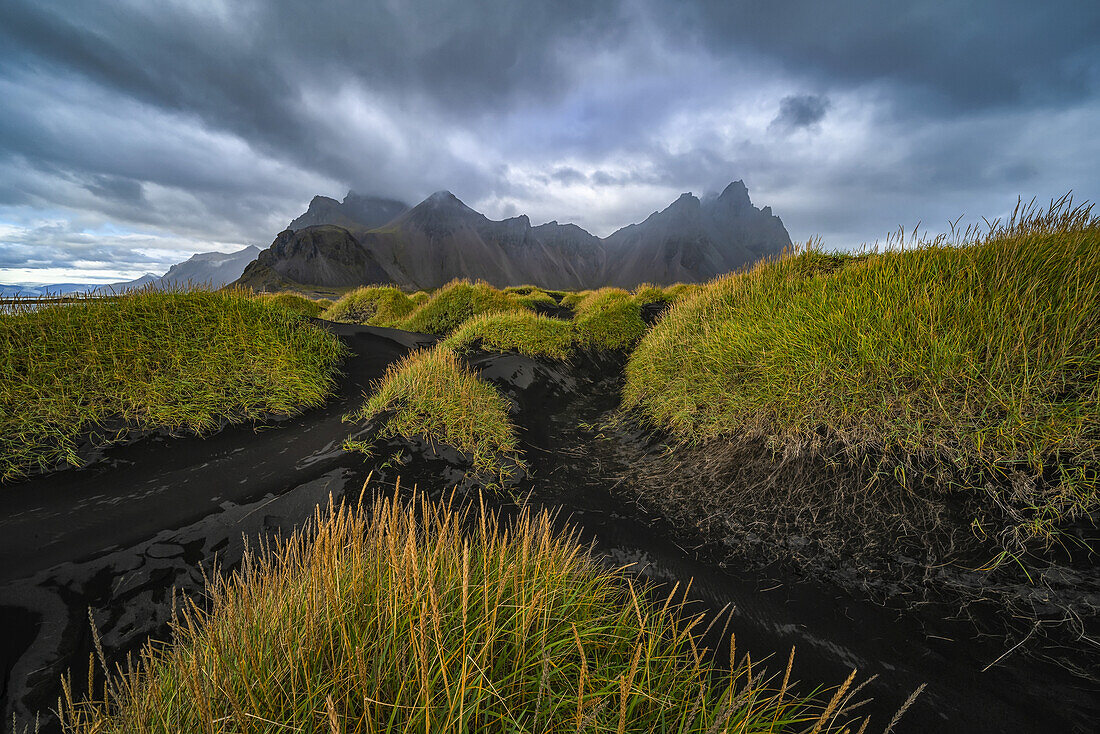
<box><xmin>235</xmin><ymin>181</ymin><xmax>790</xmax><ymax>291</ymax></box>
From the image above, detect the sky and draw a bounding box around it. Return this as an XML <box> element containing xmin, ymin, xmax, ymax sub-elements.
<box><xmin>1</xmin><ymin>0</ymin><xmax>1098</xmax><ymax>285</ymax></box>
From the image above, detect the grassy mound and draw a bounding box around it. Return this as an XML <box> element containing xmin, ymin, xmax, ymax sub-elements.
<box><xmin>515</xmin><ymin>289</ymin><xmax>560</xmax><ymax>311</ymax></box>
<box><xmin>348</xmin><ymin>344</ymin><xmax>524</xmax><ymax>482</ymax></box>
<box><xmin>631</xmin><ymin>282</ymin><xmax>673</xmax><ymax>306</ymax></box>
<box><xmin>625</xmin><ymin>199</ymin><xmax>1099</xmax><ymax>553</ymax></box>
<box><xmin>559</xmin><ymin>290</ymin><xmax>593</xmax><ymax>309</ymax></box>
<box><xmin>258</xmin><ymin>292</ymin><xmax>327</xmax><ymax>318</ymax></box>
<box><xmin>443</xmin><ymin>311</ymin><xmax>576</xmax><ymax>360</ymax></box>
<box><xmin>663</xmin><ymin>282</ymin><xmax>701</xmax><ymax>302</ymax></box>
<box><xmin>0</xmin><ymin>289</ymin><xmax>346</xmax><ymax>480</ymax></box>
<box><xmin>398</xmin><ymin>280</ymin><xmax>528</xmax><ymax>335</ymax></box>
<box><xmin>321</xmin><ymin>285</ymin><xmax>417</xmax><ymax>325</ymax></box>
<box><xmin>503</xmin><ymin>284</ymin><xmax>540</xmax><ymax>295</ymax></box>
<box><xmin>573</xmin><ymin>288</ymin><xmax>648</xmax><ymax>351</ymax></box>
<box><xmin>61</xmin><ymin>494</ymin><xmax>868</xmax><ymax>733</ymax></box>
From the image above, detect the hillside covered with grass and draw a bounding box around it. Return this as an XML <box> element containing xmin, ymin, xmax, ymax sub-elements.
<box><xmin>624</xmin><ymin>199</ymin><xmax>1099</xmax><ymax>562</ymax></box>
<box><xmin>0</xmin><ymin>289</ymin><xmax>346</xmax><ymax>479</ymax></box>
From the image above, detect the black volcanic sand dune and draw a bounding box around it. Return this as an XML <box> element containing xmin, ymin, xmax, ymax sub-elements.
<box><xmin>234</xmin><ymin>181</ymin><xmax>791</xmax><ymax>292</ymax></box>
<box><xmin>1</xmin><ymin>328</ymin><xmax>1098</xmax><ymax>733</ymax></box>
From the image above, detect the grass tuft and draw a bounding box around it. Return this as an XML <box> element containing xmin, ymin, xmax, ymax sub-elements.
<box><xmin>60</xmin><ymin>492</ymin><xmax>867</xmax><ymax>733</ymax></box>
<box><xmin>559</xmin><ymin>290</ymin><xmax>593</xmax><ymax>309</ymax></box>
<box><xmin>631</xmin><ymin>283</ymin><xmax>672</xmax><ymax>306</ymax></box>
<box><xmin>397</xmin><ymin>280</ymin><xmax>528</xmax><ymax>336</ymax></box>
<box><xmin>320</xmin><ymin>285</ymin><xmax>417</xmax><ymax>325</ymax></box>
<box><xmin>258</xmin><ymin>292</ymin><xmax>328</xmax><ymax>318</ymax></box>
<box><xmin>662</xmin><ymin>283</ymin><xmax>701</xmax><ymax>302</ymax></box>
<box><xmin>573</xmin><ymin>288</ymin><xmax>648</xmax><ymax>351</ymax></box>
<box><xmin>443</xmin><ymin>311</ymin><xmax>576</xmax><ymax>360</ymax></box>
<box><xmin>0</xmin><ymin>288</ymin><xmax>346</xmax><ymax>479</ymax></box>
<box><xmin>348</xmin><ymin>344</ymin><xmax>525</xmax><ymax>482</ymax></box>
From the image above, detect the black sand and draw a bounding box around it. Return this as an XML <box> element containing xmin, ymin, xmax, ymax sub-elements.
<box><xmin>0</xmin><ymin>325</ymin><xmax>1096</xmax><ymax>733</ymax></box>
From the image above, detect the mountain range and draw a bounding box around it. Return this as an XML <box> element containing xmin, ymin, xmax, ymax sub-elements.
<box><xmin>0</xmin><ymin>246</ymin><xmax>262</xmax><ymax>298</ymax></box>
<box><xmin>96</xmin><ymin>245</ymin><xmax>262</xmax><ymax>293</ymax></box>
<box><xmin>236</xmin><ymin>180</ymin><xmax>791</xmax><ymax>291</ymax></box>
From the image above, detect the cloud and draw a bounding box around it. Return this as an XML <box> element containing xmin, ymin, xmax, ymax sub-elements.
<box><xmin>769</xmin><ymin>94</ymin><xmax>831</xmax><ymax>132</ymax></box>
<box><xmin>0</xmin><ymin>0</ymin><xmax>1097</xmax><ymax>282</ymax></box>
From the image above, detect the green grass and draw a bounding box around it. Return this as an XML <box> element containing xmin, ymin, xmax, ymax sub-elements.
<box><xmin>443</xmin><ymin>311</ymin><xmax>576</xmax><ymax>360</ymax></box>
<box><xmin>0</xmin><ymin>289</ymin><xmax>346</xmax><ymax>480</ymax></box>
<box><xmin>573</xmin><ymin>288</ymin><xmax>648</xmax><ymax>351</ymax></box>
<box><xmin>258</xmin><ymin>292</ymin><xmax>328</xmax><ymax>318</ymax></box>
<box><xmin>60</xmin><ymin>493</ymin><xmax>870</xmax><ymax>733</ymax></box>
<box><xmin>559</xmin><ymin>290</ymin><xmax>593</xmax><ymax>309</ymax></box>
<box><xmin>662</xmin><ymin>283</ymin><xmax>701</xmax><ymax>302</ymax></box>
<box><xmin>503</xmin><ymin>284</ymin><xmax>541</xmax><ymax>295</ymax></box>
<box><xmin>347</xmin><ymin>344</ymin><xmax>524</xmax><ymax>483</ymax></box>
<box><xmin>397</xmin><ymin>280</ymin><xmax>528</xmax><ymax>336</ymax></box>
<box><xmin>624</xmin><ymin>198</ymin><xmax>1100</xmax><ymax>549</ymax></box>
<box><xmin>515</xmin><ymin>290</ymin><xmax>560</xmax><ymax>311</ymax></box>
<box><xmin>320</xmin><ymin>285</ymin><xmax>418</xmax><ymax>325</ymax></box>
<box><xmin>631</xmin><ymin>283</ymin><xmax>673</xmax><ymax>306</ymax></box>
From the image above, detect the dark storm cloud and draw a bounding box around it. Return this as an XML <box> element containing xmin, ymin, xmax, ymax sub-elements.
<box><xmin>0</xmin><ymin>0</ymin><xmax>619</xmax><ymax>186</ymax></box>
<box><xmin>551</xmin><ymin>167</ymin><xmax>588</xmax><ymax>185</ymax></box>
<box><xmin>84</xmin><ymin>174</ymin><xmax>145</xmax><ymax>205</ymax></box>
<box><xmin>687</xmin><ymin>0</ymin><xmax>1100</xmax><ymax>114</ymax></box>
<box><xmin>0</xmin><ymin>0</ymin><xmax>1097</xmax><ymax>282</ymax></box>
<box><xmin>769</xmin><ymin>94</ymin><xmax>831</xmax><ymax>132</ymax></box>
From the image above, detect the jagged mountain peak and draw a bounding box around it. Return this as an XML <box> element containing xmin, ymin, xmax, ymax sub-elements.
<box><xmin>401</xmin><ymin>191</ymin><xmax>485</xmax><ymax>225</ymax></box>
<box><xmin>249</xmin><ymin>179</ymin><xmax>791</xmax><ymax>291</ymax></box>
<box><xmin>290</xmin><ymin>192</ymin><xmax>408</xmax><ymax>232</ymax></box>
<box><xmin>668</xmin><ymin>192</ymin><xmax>701</xmax><ymax>210</ymax></box>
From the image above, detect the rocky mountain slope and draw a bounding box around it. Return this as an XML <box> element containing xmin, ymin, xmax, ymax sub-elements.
<box><xmin>234</xmin><ymin>181</ymin><xmax>790</xmax><ymax>291</ymax></box>
<box><xmin>98</xmin><ymin>245</ymin><xmax>261</xmax><ymax>292</ymax></box>
<box><xmin>289</xmin><ymin>192</ymin><xmax>409</xmax><ymax>233</ymax></box>
<box><xmin>599</xmin><ymin>181</ymin><xmax>791</xmax><ymax>287</ymax></box>
<box><xmin>236</xmin><ymin>227</ymin><xmax>390</xmax><ymax>291</ymax></box>
<box><xmin>157</xmin><ymin>245</ymin><xmax>262</xmax><ymax>287</ymax></box>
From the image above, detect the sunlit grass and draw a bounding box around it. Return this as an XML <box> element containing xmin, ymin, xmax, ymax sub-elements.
<box><xmin>631</xmin><ymin>282</ymin><xmax>672</xmax><ymax>305</ymax></box>
<box><xmin>347</xmin><ymin>344</ymin><xmax>524</xmax><ymax>483</ymax></box>
<box><xmin>320</xmin><ymin>285</ymin><xmax>418</xmax><ymax>325</ymax></box>
<box><xmin>0</xmin><ymin>288</ymin><xmax>346</xmax><ymax>479</ymax></box>
<box><xmin>398</xmin><ymin>279</ymin><xmax>529</xmax><ymax>335</ymax></box>
<box><xmin>60</xmin><ymin>492</ymin><xmax>873</xmax><ymax>733</ymax></box>
<box><xmin>624</xmin><ymin>197</ymin><xmax>1100</xmax><ymax>549</ymax></box>
<box><xmin>443</xmin><ymin>311</ymin><xmax>576</xmax><ymax>360</ymax></box>
<box><xmin>258</xmin><ymin>292</ymin><xmax>328</xmax><ymax>318</ymax></box>
<box><xmin>573</xmin><ymin>288</ymin><xmax>648</xmax><ymax>351</ymax></box>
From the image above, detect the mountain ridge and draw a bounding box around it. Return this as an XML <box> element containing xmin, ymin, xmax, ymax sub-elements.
<box><xmin>235</xmin><ymin>181</ymin><xmax>791</xmax><ymax>291</ymax></box>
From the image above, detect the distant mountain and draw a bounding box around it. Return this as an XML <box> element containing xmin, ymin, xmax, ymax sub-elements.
<box><xmin>94</xmin><ymin>245</ymin><xmax>262</xmax><ymax>293</ymax></box>
<box><xmin>2</xmin><ymin>246</ymin><xmax>260</xmax><ymax>298</ymax></box>
<box><xmin>95</xmin><ymin>273</ymin><xmax>161</xmax><ymax>293</ymax></box>
<box><xmin>234</xmin><ymin>181</ymin><xmax>790</xmax><ymax>291</ymax></box>
<box><xmin>0</xmin><ymin>283</ymin><xmax>100</xmax><ymax>297</ymax></box>
<box><xmin>159</xmin><ymin>245</ymin><xmax>262</xmax><ymax>287</ymax></box>
<box><xmin>598</xmin><ymin>181</ymin><xmax>791</xmax><ymax>287</ymax></box>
